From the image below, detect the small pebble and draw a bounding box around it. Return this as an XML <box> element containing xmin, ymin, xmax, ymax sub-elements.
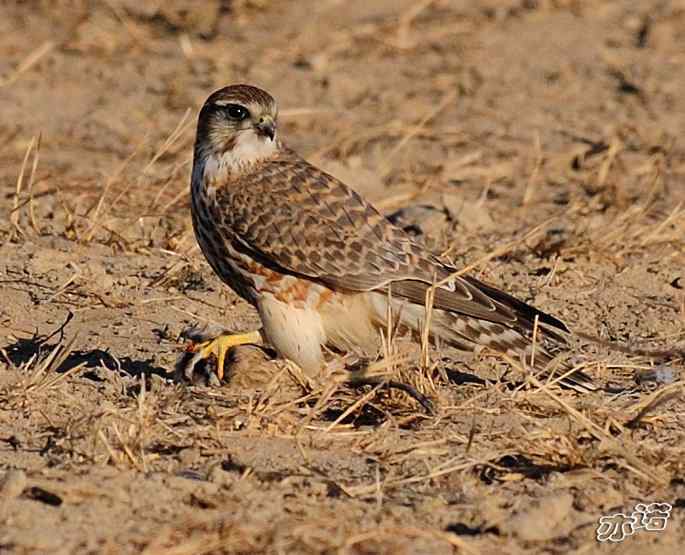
<box><xmin>0</xmin><ymin>469</ymin><xmax>27</xmax><ymax>500</ymax></box>
<box><xmin>635</xmin><ymin>365</ymin><xmax>678</xmax><ymax>385</ymax></box>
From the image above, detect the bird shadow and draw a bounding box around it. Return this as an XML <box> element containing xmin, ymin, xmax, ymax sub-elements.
<box><xmin>478</xmin><ymin>453</ymin><xmax>575</xmax><ymax>484</ymax></box>
<box><xmin>2</xmin><ymin>334</ymin><xmax>168</xmax><ymax>381</ymax></box>
<box><xmin>444</xmin><ymin>367</ymin><xmax>488</xmax><ymax>386</ymax></box>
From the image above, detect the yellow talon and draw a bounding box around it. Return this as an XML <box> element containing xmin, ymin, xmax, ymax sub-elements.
<box><xmin>187</xmin><ymin>330</ymin><xmax>262</xmax><ymax>381</ymax></box>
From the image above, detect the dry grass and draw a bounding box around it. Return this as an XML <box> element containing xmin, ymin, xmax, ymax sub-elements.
<box><xmin>1</xmin><ymin>1</ymin><xmax>685</xmax><ymax>554</ymax></box>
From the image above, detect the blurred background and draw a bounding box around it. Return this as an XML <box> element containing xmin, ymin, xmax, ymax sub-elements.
<box><xmin>3</xmin><ymin>0</ymin><xmax>684</xmax><ymax>249</ymax></box>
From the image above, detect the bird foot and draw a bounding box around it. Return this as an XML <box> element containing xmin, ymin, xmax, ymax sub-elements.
<box><xmin>177</xmin><ymin>328</ymin><xmax>262</xmax><ymax>385</ymax></box>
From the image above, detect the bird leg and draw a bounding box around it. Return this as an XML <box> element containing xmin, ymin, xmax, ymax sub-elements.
<box><xmin>181</xmin><ymin>328</ymin><xmax>263</xmax><ymax>383</ymax></box>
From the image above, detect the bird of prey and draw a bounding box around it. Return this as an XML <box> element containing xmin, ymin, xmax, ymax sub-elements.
<box><xmin>183</xmin><ymin>84</ymin><xmax>595</xmax><ymax>392</ymax></box>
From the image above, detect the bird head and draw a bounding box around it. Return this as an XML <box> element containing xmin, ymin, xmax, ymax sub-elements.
<box><xmin>194</xmin><ymin>84</ymin><xmax>279</xmax><ymax>171</ymax></box>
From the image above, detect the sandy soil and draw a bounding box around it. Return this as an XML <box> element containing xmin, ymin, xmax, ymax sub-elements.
<box><xmin>1</xmin><ymin>1</ymin><xmax>685</xmax><ymax>553</ymax></box>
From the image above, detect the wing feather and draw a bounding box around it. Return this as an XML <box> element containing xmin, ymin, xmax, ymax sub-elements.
<box><xmin>215</xmin><ymin>148</ymin><xmax>569</xmax><ymax>338</ymax></box>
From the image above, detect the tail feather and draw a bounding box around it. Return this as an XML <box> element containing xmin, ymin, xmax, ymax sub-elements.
<box><xmin>450</xmin><ymin>316</ymin><xmax>596</xmax><ymax>391</ymax></box>
<box><xmin>371</xmin><ymin>284</ymin><xmax>596</xmax><ymax>392</ymax></box>
<box><xmin>429</xmin><ymin>309</ymin><xmax>596</xmax><ymax>392</ymax></box>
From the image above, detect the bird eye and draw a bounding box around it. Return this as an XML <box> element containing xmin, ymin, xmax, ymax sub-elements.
<box><xmin>225</xmin><ymin>104</ymin><xmax>249</xmax><ymax>120</ymax></box>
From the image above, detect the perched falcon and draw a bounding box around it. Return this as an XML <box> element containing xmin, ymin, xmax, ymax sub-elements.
<box><xmin>184</xmin><ymin>84</ymin><xmax>595</xmax><ymax>391</ymax></box>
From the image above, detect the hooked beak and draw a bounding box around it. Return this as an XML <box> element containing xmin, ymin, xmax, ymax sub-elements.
<box><xmin>255</xmin><ymin>115</ymin><xmax>276</xmax><ymax>141</ymax></box>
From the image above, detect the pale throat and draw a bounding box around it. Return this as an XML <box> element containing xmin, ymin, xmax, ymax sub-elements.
<box><xmin>203</xmin><ymin>131</ymin><xmax>279</xmax><ymax>184</ymax></box>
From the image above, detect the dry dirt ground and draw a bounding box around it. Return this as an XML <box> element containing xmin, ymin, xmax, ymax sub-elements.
<box><xmin>1</xmin><ymin>1</ymin><xmax>685</xmax><ymax>554</ymax></box>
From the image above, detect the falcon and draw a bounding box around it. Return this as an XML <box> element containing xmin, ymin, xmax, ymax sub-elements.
<box><xmin>183</xmin><ymin>84</ymin><xmax>595</xmax><ymax>392</ymax></box>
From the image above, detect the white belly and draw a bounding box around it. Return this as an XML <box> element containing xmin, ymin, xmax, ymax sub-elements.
<box><xmin>257</xmin><ymin>293</ymin><xmax>327</xmax><ymax>376</ymax></box>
